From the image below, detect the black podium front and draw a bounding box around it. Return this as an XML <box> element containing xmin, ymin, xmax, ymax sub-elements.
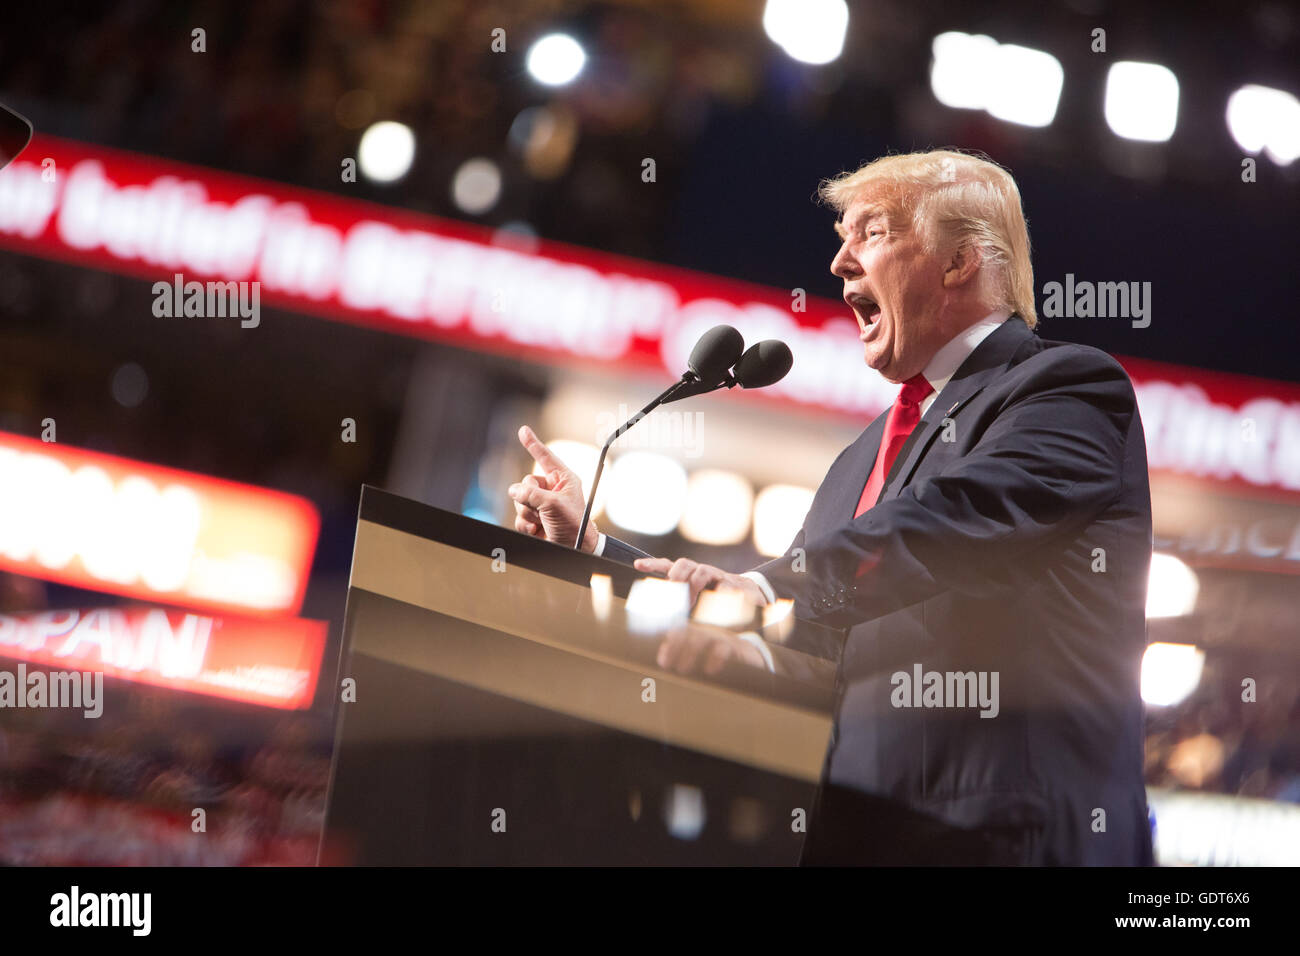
<box><xmin>321</xmin><ymin>486</ymin><xmax>836</xmax><ymax>865</ymax></box>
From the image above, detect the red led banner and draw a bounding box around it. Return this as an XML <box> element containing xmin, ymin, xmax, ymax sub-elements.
<box><xmin>0</xmin><ymin>134</ymin><xmax>884</xmax><ymax>416</ymax></box>
<box><xmin>0</xmin><ymin>605</ymin><xmax>327</xmax><ymax>709</ymax></box>
<box><xmin>1</xmin><ymin>135</ymin><xmax>1299</xmax><ymax>499</ymax></box>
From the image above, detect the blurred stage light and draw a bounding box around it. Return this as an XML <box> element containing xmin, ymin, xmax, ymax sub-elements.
<box><xmin>1226</xmin><ymin>84</ymin><xmax>1300</xmax><ymax>165</ymax></box>
<box><xmin>762</xmin><ymin>598</ymin><xmax>795</xmax><ymax>630</ymax></box>
<box><xmin>985</xmin><ymin>44</ymin><xmax>1064</xmax><ymax>127</ymax></box>
<box><xmin>680</xmin><ymin>469</ymin><xmax>753</xmax><ymax>545</ymax></box>
<box><xmin>606</xmin><ymin>452</ymin><xmax>688</xmax><ymax>536</ymax></box>
<box><xmin>526</xmin><ymin>33</ymin><xmax>586</xmax><ymax>87</ymax></box>
<box><xmin>1146</xmin><ymin>552</ymin><xmax>1199</xmax><ymax>618</ymax></box>
<box><xmin>110</xmin><ymin>362</ymin><xmax>148</xmax><ymax>408</ymax></box>
<box><xmin>589</xmin><ymin>572</ymin><xmax>613</xmax><ymax>621</ymax></box>
<box><xmin>1141</xmin><ymin>641</ymin><xmax>1206</xmax><ymax>707</ymax></box>
<box><xmin>930</xmin><ymin>33</ymin><xmax>1063</xmax><ymax>127</ymax></box>
<box><xmin>931</xmin><ymin>32</ymin><xmax>995</xmax><ymax>110</ymax></box>
<box><xmin>508</xmin><ymin>105</ymin><xmax>579</xmax><ymax>179</ymax></box>
<box><xmin>451</xmin><ymin>157</ymin><xmax>502</xmax><ymax>215</ymax></box>
<box><xmin>752</xmin><ymin>484</ymin><xmax>814</xmax><ymax>557</ymax></box>
<box><xmin>533</xmin><ymin>439</ymin><xmax>608</xmax><ymax>517</ymax></box>
<box><xmin>1105</xmin><ymin>61</ymin><xmax>1180</xmax><ymax>142</ymax></box>
<box><xmin>1147</xmin><ymin>789</ymin><xmax>1300</xmax><ymax>867</ymax></box>
<box><xmin>693</xmin><ymin>588</ymin><xmax>757</xmax><ymax>629</ymax></box>
<box><xmin>357</xmin><ymin>121</ymin><xmax>415</xmax><ymax>183</ymax></box>
<box><xmin>762</xmin><ymin>0</ymin><xmax>849</xmax><ymax>66</ymax></box>
<box><xmin>626</xmin><ymin>577</ymin><xmax>690</xmax><ymax>635</ymax></box>
<box><xmin>727</xmin><ymin>796</ymin><xmax>766</xmax><ymax>844</ymax></box>
<box><xmin>664</xmin><ymin>783</ymin><xmax>706</xmax><ymax>840</ymax></box>
<box><xmin>490</xmin><ymin>220</ymin><xmax>540</xmax><ymax>254</ymax></box>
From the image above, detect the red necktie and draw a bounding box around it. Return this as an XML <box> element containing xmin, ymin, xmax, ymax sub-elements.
<box><xmin>854</xmin><ymin>373</ymin><xmax>934</xmax><ymax>517</ymax></box>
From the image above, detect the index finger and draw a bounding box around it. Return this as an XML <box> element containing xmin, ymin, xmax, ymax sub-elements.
<box><xmin>518</xmin><ymin>425</ymin><xmax>567</xmax><ymax>474</ymax></box>
<box><xmin>634</xmin><ymin>557</ymin><xmax>673</xmax><ymax>576</ymax></box>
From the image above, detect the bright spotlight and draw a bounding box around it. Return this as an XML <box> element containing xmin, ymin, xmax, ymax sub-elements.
<box><xmin>1146</xmin><ymin>553</ymin><xmax>1199</xmax><ymax>619</ymax></box>
<box><xmin>606</xmin><ymin>452</ymin><xmax>688</xmax><ymax>536</ymax></box>
<box><xmin>762</xmin><ymin>0</ymin><xmax>849</xmax><ymax>66</ymax></box>
<box><xmin>1141</xmin><ymin>642</ymin><xmax>1206</xmax><ymax>707</ymax></box>
<box><xmin>357</xmin><ymin>121</ymin><xmax>415</xmax><ymax>183</ymax></box>
<box><xmin>930</xmin><ymin>33</ymin><xmax>1062</xmax><ymax>127</ymax></box>
<box><xmin>985</xmin><ymin>44</ymin><xmax>1064</xmax><ymax>127</ymax></box>
<box><xmin>526</xmin><ymin>33</ymin><xmax>586</xmax><ymax>87</ymax></box>
<box><xmin>930</xmin><ymin>32</ymin><xmax>997</xmax><ymax>110</ymax></box>
<box><xmin>1226</xmin><ymin>84</ymin><xmax>1300</xmax><ymax>166</ymax></box>
<box><xmin>1105</xmin><ymin>61</ymin><xmax>1180</xmax><ymax>142</ymax></box>
<box><xmin>752</xmin><ymin>484</ymin><xmax>814</xmax><ymax>557</ymax></box>
<box><xmin>680</xmin><ymin>470</ymin><xmax>753</xmax><ymax>546</ymax></box>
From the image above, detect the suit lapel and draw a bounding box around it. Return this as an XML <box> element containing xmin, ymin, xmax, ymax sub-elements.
<box><xmin>828</xmin><ymin>412</ymin><xmax>888</xmax><ymax>530</ymax></box>
<box><xmin>878</xmin><ymin>317</ymin><xmax>1034</xmax><ymax>504</ymax></box>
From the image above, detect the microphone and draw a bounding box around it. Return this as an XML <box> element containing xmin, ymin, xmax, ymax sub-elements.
<box><xmin>687</xmin><ymin>324</ymin><xmax>744</xmax><ymax>385</ymax></box>
<box><xmin>733</xmin><ymin>340</ymin><xmax>793</xmax><ymax>388</ymax></box>
<box><xmin>573</xmin><ymin>326</ymin><xmax>791</xmax><ymax>549</ymax></box>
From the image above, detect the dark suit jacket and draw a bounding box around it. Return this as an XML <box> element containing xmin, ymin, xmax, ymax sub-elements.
<box><xmin>755</xmin><ymin>316</ymin><xmax>1153</xmax><ymax>864</ymax></box>
<box><xmin>604</xmin><ymin>317</ymin><xmax>1154</xmax><ymax>864</ymax></box>
<box><xmin>600</xmin><ymin>535</ymin><xmax>652</xmax><ymax>565</ymax></box>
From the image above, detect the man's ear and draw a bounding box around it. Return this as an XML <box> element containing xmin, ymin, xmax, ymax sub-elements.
<box><xmin>942</xmin><ymin>243</ymin><xmax>981</xmax><ymax>289</ymax></box>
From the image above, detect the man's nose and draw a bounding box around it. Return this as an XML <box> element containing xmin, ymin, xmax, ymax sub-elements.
<box><xmin>830</xmin><ymin>244</ymin><xmax>861</xmax><ymax>279</ymax></box>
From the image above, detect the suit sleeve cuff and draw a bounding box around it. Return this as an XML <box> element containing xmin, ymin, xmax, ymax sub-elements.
<box><xmin>740</xmin><ymin>571</ymin><xmax>776</xmax><ymax>606</ymax></box>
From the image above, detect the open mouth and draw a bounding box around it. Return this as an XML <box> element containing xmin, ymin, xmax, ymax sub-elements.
<box><xmin>846</xmin><ymin>292</ymin><xmax>882</xmax><ymax>328</ymax></box>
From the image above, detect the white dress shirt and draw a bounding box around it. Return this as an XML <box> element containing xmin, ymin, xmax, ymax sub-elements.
<box><xmin>915</xmin><ymin>311</ymin><xmax>1011</xmax><ymax>417</ymax></box>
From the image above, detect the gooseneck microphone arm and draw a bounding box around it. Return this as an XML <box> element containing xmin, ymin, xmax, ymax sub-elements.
<box><xmin>570</xmin><ymin>324</ymin><xmax>793</xmax><ymax>552</ymax></box>
<box><xmin>574</xmin><ymin>370</ymin><xmax>732</xmax><ymax>550</ymax></box>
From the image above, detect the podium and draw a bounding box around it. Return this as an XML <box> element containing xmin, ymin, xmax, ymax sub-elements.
<box><xmin>321</xmin><ymin>486</ymin><xmax>837</xmax><ymax>865</ymax></box>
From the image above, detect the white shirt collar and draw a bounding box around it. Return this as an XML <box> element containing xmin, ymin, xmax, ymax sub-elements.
<box><xmin>918</xmin><ymin>309</ymin><xmax>1012</xmax><ymax>415</ymax></box>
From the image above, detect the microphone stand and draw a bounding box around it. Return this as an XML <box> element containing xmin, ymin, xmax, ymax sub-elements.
<box><xmin>574</xmin><ymin>371</ymin><xmax>736</xmax><ymax>550</ymax></box>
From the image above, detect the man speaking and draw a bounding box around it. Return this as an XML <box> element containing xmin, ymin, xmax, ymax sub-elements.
<box><xmin>509</xmin><ymin>150</ymin><xmax>1154</xmax><ymax>866</ymax></box>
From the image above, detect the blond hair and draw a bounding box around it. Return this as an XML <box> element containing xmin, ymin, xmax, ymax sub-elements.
<box><xmin>819</xmin><ymin>149</ymin><xmax>1037</xmax><ymax>328</ymax></box>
